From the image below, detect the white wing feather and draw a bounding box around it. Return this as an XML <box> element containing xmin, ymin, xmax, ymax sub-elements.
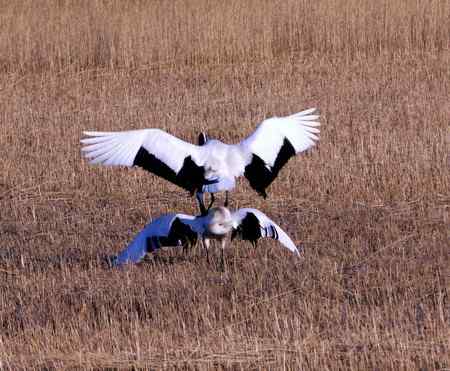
<box><xmin>114</xmin><ymin>213</ymin><xmax>199</xmax><ymax>266</ymax></box>
<box><xmin>114</xmin><ymin>214</ymin><xmax>177</xmax><ymax>266</ymax></box>
<box><xmin>239</xmin><ymin>108</ymin><xmax>320</xmax><ymax>167</ymax></box>
<box><xmin>81</xmin><ymin>129</ymin><xmax>205</xmax><ymax>173</ymax></box>
<box><xmin>232</xmin><ymin>208</ymin><xmax>300</xmax><ymax>255</ymax></box>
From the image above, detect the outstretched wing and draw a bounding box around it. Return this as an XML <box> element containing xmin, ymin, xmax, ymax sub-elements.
<box><xmin>239</xmin><ymin>108</ymin><xmax>320</xmax><ymax>197</ymax></box>
<box><xmin>114</xmin><ymin>213</ymin><xmax>198</xmax><ymax>266</ymax></box>
<box><xmin>231</xmin><ymin>208</ymin><xmax>300</xmax><ymax>255</ymax></box>
<box><xmin>81</xmin><ymin>129</ymin><xmax>213</xmax><ymax>194</ymax></box>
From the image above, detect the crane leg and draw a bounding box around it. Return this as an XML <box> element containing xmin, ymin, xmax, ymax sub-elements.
<box><xmin>203</xmin><ymin>238</ymin><xmax>211</xmax><ymax>265</ymax></box>
<box><xmin>206</xmin><ymin>193</ymin><xmax>215</xmax><ymax>211</ymax></box>
<box><xmin>182</xmin><ymin>241</ymin><xmax>190</xmax><ymax>257</ymax></box>
<box><xmin>224</xmin><ymin>191</ymin><xmax>229</xmax><ymax>207</ymax></box>
<box><xmin>220</xmin><ymin>238</ymin><xmax>227</xmax><ymax>272</ymax></box>
<box><xmin>196</xmin><ymin>192</ymin><xmax>207</xmax><ymax>215</ymax></box>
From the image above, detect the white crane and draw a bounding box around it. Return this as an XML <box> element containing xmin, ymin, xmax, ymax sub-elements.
<box><xmin>113</xmin><ymin>206</ymin><xmax>300</xmax><ymax>267</ymax></box>
<box><xmin>81</xmin><ymin>108</ymin><xmax>320</xmax><ymax>213</ymax></box>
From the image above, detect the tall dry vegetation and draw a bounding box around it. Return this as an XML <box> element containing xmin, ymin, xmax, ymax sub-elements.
<box><xmin>1</xmin><ymin>0</ymin><xmax>449</xmax><ymax>71</ymax></box>
<box><xmin>0</xmin><ymin>0</ymin><xmax>449</xmax><ymax>369</ymax></box>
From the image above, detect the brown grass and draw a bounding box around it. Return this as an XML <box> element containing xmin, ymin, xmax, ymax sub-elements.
<box><xmin>0</xmin><ymin>1</ymin><xmax>449</xmax><ymax>369</ymax></box>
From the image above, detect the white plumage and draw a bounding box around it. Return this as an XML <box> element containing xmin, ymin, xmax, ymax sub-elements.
<box><xmin>239</xmin><ymin>110</ymin><xmax>320</xmax><ymax>167</ymax></box>
<box><xmin>81</xmin><ymin>108</ymin><xmax>320</xmax><ymax>212</ymax></box>
<box><xmin>114</xmin><ymin>206</ymin><xmax>299</xmax><ymax>266</ymax></box>
<box><xmin>81</xmin><ymin>129</ymin><xmax>203</xmax><ymax>171</ymax></box>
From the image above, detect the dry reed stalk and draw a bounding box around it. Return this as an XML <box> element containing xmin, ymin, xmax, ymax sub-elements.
<box><xmin>0</xmin><ymin>0</ymin><xmax>448</xmax><ymax>369</ymax></box>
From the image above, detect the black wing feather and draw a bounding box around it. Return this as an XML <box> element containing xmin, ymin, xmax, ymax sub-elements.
<box><xmin>133</xmin><ymin>147</ymin><xmax>211</xmax><ymax>195</ymax></box>
<box><xmin>145</xmin><ymin>217</ymin><xmax>198</xmax><ymax>252</ymax></box>
<box><xmin>231</xmin><ymin>212</ymin><xmax>262</xmax><ymax>246</ymax></box>
<box><xmin>244</xmin><ymin>138</ymin><xmax>296</xmax><ymax>198</ymax></box>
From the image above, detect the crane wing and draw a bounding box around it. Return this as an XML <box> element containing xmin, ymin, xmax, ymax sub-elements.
<box><xmin>239</xmin><ymin>108</ymin><xmax>320</xmax><ymax>197</ymax></box>
<box><xmin>114</xmin><ymin>213</ymin><xmax>198</xmax><ymax>266</ymax></box>
<box><xmin>231</xmin><ymin>208</ymin><xmax>300</xmax><ymax>255</ymax></box>
<box><xmin>81</xmin><ymin>129</ymin><xmax>214</xmax><ymax>194</ymax></box>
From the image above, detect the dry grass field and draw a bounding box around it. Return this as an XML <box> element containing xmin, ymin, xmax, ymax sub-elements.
<box><xmin>0</xmin><ymin>0</ymin><xmax>449</xmax><ymax>369</ymax></box>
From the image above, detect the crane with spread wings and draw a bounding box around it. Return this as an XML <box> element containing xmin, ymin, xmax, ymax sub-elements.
<box><xmin>113</xmin><ymin>206</ymin><xmax>300</xmax><ymax>267</ymax></box>
<box><xmin>81</xmin><ymin>108</ymin><xmax>320</xmax><ymax>214</ymax></box>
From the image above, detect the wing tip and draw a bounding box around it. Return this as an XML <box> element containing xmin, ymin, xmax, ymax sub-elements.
<box><xmin>297</xmin><ymin>107</ymin><xmax>318</xmax><ymax>116</ymax></box>
<box><xmin>83</xmin><ymin>131</ymin><xmax>98</xmax><ymax>137</ymax></box>
<box><xmin>82</xmin><ymin>131</ymin><xmax>111</xmax><ymax>137</ymax></box>
<box><xmin>80</xmin><ymin>131</ymin><xmax>111</xmax><ymax>144</ymax></box>
<box><xmin>291</xmin><ymin>108</ymin><xmax>321</xmax><ymax>128</ymax></box>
